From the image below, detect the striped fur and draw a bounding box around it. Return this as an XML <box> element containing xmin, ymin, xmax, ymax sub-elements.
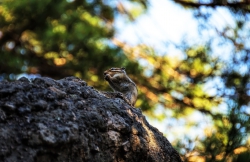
<box><xmin>104</xmin><ymin>67</ymin><xmax>137</xmax><ymax>106</ymax></box>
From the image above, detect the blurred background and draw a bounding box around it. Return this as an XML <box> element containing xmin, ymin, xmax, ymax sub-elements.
<box><xmin>1</xmin><ymin>0</ymin><xmax>250</xmax><ymax>161</ymax></box>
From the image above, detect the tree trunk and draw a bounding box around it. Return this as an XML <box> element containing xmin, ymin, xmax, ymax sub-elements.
<box><xmin>0</xmin><ymin>76</ymin><xmax>182</xmax><ymax>162</ymax></box>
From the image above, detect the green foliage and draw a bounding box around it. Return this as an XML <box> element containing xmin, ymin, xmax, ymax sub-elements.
<box><xmin>0</xmin><ymin>0</ymin><xmax>146</xmax><ymax>83</ymax></box>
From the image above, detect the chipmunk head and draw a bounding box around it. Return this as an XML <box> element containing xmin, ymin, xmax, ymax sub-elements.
<box><xmin>104</xmin><ymin>67</ymin><xmax>126</xmax><ymax>79</ymax></box>
<box><xmin>103</xmin><ymin>67</ymin><xmax>126</xmax><ymax>77</ymax></box>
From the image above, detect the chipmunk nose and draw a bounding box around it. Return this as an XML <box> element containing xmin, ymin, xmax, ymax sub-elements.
<box><xmin>103</xmin><ymin>72</ymin><xmax>107</xmax><ymax>75</ymax></box>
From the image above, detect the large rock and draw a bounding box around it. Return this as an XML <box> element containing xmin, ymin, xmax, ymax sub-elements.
<box><xmin>0</xmin><ymin>76</ymin><xmax>182</xmax><ymax>162</ymax></box>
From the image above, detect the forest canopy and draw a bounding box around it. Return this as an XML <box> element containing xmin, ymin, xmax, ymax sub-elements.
<box><xmin>1</xmin><ymin>0</ymin><xmax>250</xmax><ymax>161</ymax></box>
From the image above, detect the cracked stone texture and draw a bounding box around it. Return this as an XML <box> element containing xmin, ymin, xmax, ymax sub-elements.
<box><xmin>0</xmin><ymin>76</ymin><xmax>182</xmax><ymax>162</ymax></box>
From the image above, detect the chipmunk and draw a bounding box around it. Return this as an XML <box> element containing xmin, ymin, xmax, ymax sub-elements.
<box><xmin>103</xmin><ymin>67</ymin><xmax>138</xmax><ymax>106</ymax></box>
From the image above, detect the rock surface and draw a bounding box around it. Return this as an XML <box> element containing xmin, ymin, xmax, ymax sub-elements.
<box><xmin>0</xmin><ymin>76</ymin><xmax>182</xmax><ymax>162</ymax></box>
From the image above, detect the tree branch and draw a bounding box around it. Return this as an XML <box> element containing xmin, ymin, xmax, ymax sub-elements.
<box><xmin>174</xmin><ymin>0</ymin><xmax>250</xmax><ymax>8</ymax></box>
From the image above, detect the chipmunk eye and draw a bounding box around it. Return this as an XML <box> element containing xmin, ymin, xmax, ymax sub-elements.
<box><xmin>121</xmin><ymin>67</ymin><xmax>125</xmax><ymax>70</ymax></box>
<box><xmin>110</xmin><ymin>68</ymin><xmax>114</xmax><ymax>70</ymax></box>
